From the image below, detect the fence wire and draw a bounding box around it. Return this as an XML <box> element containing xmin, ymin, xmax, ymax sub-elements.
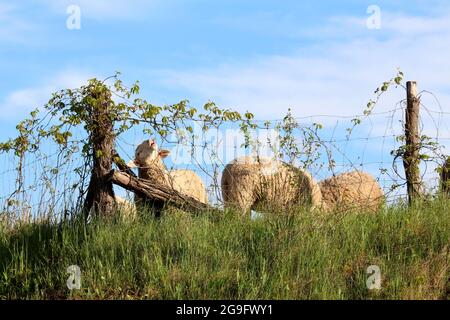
<box><xmin>0</xmin><ymin>99</ymin><xmax>449</xmax><ymax>221</ymax></box>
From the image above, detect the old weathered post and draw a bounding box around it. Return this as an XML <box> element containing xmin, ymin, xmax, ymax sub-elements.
<box><xmin>441</xmin><ymin>157</ymin><xmax>450</xmax><ymax>197</ymax></box>
<box><xmin>83</xmin><ymin>83</ymin><xmax>116</xmax><ymax>218</ymax></box>
<box><xmin>403</xmin><ymin>81</ymin><xmax>423</xmax><ymax>205</ymax></box>
<box><xmin>108</xmin><ymin>169</ymin><xmax>219</xmax><ymax>214</ymax></box>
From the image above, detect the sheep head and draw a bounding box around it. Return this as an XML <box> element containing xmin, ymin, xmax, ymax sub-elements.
<box><xmin>127</xmin><ymin>139</ymin><xmax>170</xmax><ymax>168</ymax></box>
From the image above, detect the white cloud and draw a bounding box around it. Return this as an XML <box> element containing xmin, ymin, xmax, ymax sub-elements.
<box><xmin>159</xmin><ymin>9</ymin><xmax>450</xmax><ymax>123</ymax></box>
<box><xmin>0</xmin><ymin>3</ymin><xmax>35</xmax><ymax>42</ymax></box>
<box><xmin>38</xmin><ymin>0</ymin><xmax>160</xmax><ymax>20</ymax></box>
<box><xmin>382</xmin><ymin>12</ymin><xmax>450</xmax><ymax>35</ymax></box>
<box><xmin>0</xmin><ymin>70</ymin><xmax>94</xmax><ymax>120</ymax></box>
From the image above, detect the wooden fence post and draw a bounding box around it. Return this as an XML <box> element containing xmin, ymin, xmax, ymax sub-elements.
<box><xmin>83</xmin><ymin>86</ymin><xmax>116</xmax><ymax>218</ymax></box>
<box><xmin>108</xmin><ymin>170</ymin><xmax>220</xmax><ymax>214</ymax></box>
<box><xmin>403</xmin><ymin>81</ymin><xmax>423</xmax><ymax>205</ymax></box>
<box><xmin>441</xmin><ymin>157</ymin><xmax>450</xmax><ymax>197</ymax></box>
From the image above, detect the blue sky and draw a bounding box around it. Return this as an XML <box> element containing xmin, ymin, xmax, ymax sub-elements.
<box><xmin>1</xmin><ymin>0</ymin><xmax>449</xmax><ymax>118</ymax></box>
<box><xmin>1</xmin><ymin>0</ymin><xmax>450</xmax><ymax>200</ymax></box>
<box><xmin>1</xmin><ymin>1</ymin><xmax>449</xmax><ymax>120</ymax></box>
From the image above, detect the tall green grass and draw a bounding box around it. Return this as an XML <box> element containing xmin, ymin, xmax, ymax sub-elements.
<box><xmin>0</xmin><ymin>199</ymin><xmax>449</xmax><ymax>300</ymax></box>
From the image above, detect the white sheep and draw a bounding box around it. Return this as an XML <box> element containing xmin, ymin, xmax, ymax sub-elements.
<box><xmin>221</xmin><ymin>156</ymin><xmax>324</xmax><ymax>214</ymax></box>
<box><xmin>127</xmin><ymin>139</ymin><xmax>208</xmax><ymax>208</ymax></box>
<box><xmin>114</xmin><ymin>195</ymin><xmax>137</xmax><ymax>219</ymax></box>
<box><xmin>318</xmin><ymin>171</ymin><xmax>385</xmax><ymax>213</ymax></box>
<box><xmin>83</xmin><ymin>195</ymin><xmax>136</xmax><ymax>220</ymax></box>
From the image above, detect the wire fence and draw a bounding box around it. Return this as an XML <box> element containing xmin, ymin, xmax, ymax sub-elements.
<box><xmin>0</xmin><ymin>94</ymin><xmax>449</xmax><ymax>221</ymax></box>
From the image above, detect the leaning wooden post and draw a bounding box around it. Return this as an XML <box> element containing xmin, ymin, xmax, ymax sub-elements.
<box><xmin>83</xmin><ymin>84</ymin><xmax>117</xmax><ymax>218</ymax></box>
<box><xmin>108</xmin><ymin>170</ymin><xmax>220</xmax><ymax>214</ymax></box>
<box><xmin>403</xmin><ymin>81</ymin><xmax>423</xmax><ymax>205</ymax></box>
<box><xmin>441</xmin><ymin>157</ymin><xmax>450</xmax><ymax>197</ymax></box>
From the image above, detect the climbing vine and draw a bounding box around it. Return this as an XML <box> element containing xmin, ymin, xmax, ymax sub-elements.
<box><xmin>0</xmin><ymin>73</ymin><xmax>257</xmax><ymax>216</ymax></box>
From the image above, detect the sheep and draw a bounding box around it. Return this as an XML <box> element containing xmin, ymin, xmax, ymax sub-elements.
<box><xmin>221</xmin><ymin>156</ymin><xmax>324</xmax><ymax>214</ymax></box>
<box><xmin>127</xmin><ymin>139</ymin><xmax>208</xmax><ymax>213</ymax></box>
<box><xmin>440</xmin><ymin>157</ymin><xmax>450</xmax><ymax>196</ymax></box>
<box><xmin>318</xmin><ymin>171</ymin><xmax>384</xmax><ymax>213</ymax></box>
<box><xmin>114</xmin><ymin>195</ymin><xmax>137</xmax><ymax>219</ymax></box>
<box><xmin>168</xmin><ymin>169</ymin><xmax>209</xmax><ymax>204</ymax></box>
<box><xmin>83</xmin><ymin>195</ymin><xmax>136</xmax><ymax>220</ymax></box>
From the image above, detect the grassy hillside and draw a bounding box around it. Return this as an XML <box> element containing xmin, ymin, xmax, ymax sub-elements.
<box><xmin>0</xmin><ymin>199</ymin><xmax>449</xmax><ymax>300</ymax></box>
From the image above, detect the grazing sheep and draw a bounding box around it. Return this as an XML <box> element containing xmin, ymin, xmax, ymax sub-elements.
<box><xmin>85</xmin><ymin>195</ymin><xmax>136</xmax><ymax>220</ymax></box>
<box><xmin>440</xmin><ymin>157</ymin><xmax>450</xmax><ymax>196</ymax></box>
<box><xmin>168</xmin><ymin>169</ymin><xmax>209</xmax><ymax>204</ymax></box>
<box><xmin>127</xmin><ymin>139</ymin><xmax>208</xmax><ymax>211</ymax></box>
<box><xmin>319</xmin><ymin>171</ymin><xmax>384</xmax><ymax>213</ymax></box>
<box><xmin>221</xmin><ymin>156</ymin><xmax>324</xmax><ymax>214</ymax></box>
<box><xmin>114</xmin><ymin>195</ymin><xmax>137</xmax><ymax>219</ymax></box>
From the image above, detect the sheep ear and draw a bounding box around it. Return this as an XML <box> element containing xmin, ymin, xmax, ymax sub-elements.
<box><xmin>159</xmin><ymin>150</ymin><xmax>170</xmax><ymax>158</ymax></box>
<box><xmin>127</xmin><ymin>160</ymin><xmax>138</xmax><ymax>168</ymax></box>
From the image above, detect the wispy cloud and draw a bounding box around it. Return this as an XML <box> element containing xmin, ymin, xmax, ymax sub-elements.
<box><xmin>159</xmin><ymin>9</ymin><xmax>450</xmax><ymax>122</ymax></box>
<box><xmin>37</xmin><ymin>0</ymin><xmax>161</xmax><ymax>20</ymax></box>
<box><xmin>0</xmin><ymin>70</ymin><xmax>94</xmax><ymax>120</ymax></box>
<box><xmin>0</xmin><ymin>3</ymin><xmax>35</xmax><ymax>43</ymax></box>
